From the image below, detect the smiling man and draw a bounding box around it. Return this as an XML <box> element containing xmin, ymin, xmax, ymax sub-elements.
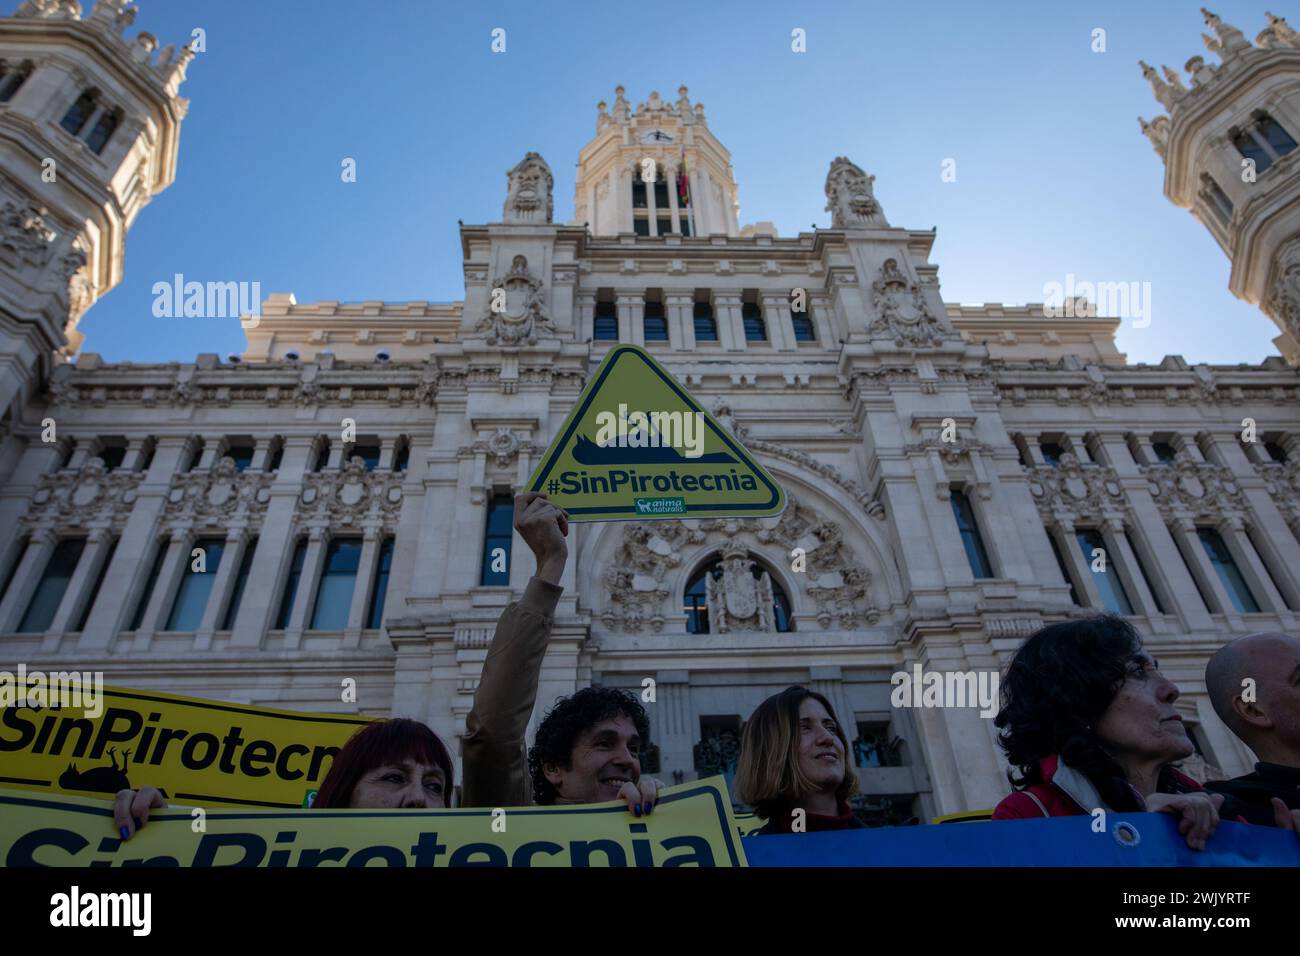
<box><xmin>527</xmin><ymin>687</ymin><xmax>660</xmax><ymax>815</ymax></box>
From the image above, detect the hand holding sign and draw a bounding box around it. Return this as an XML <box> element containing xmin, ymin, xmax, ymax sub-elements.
<box><xmin>513</xmin><ymin>492</ymin><xmax>569</xmax><ymax>585</ymax></box>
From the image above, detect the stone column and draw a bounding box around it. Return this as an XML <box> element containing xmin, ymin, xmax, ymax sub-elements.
<box><xmin>1050</xmin><ymin>519</ymin><xmax>1104</xmax><ymax>609</ymax></box>
<box><xmin>134</xmin><ymin>528</ymin><xmax>193</xmax><ymax>648</ymax></box>
<box><xmin>713</xmin><ymin>292</ymin><xmax>743</xmax><ymax>351</ymax></box>
<box><xmin>575</xmin><ymin>290</ymin><xmax>596</xmax><ymax>343</ymax></box>
<box><xmin>0</xmin><ymin>527</ymin><xmax>56</xmax><ymax>633</ymax></box>
<box><xmin>665</xmin><ymin>291</ymin><xmax>693</xmax><ymax>350</ymax></box>
<box><xmin>1101</xmin><ymin>517</ymin><xmax>1162</xmax><ymax>618</ymax></box>
<box><xmin>616</xmin><ymin>292</ymin><xmax>644</xmax><ymax>347</ymax></box>
<box><xmin>666</xmin><ymin>161</ymin><xmax>681</xmax><ymax>234</ymax></box>
<box><xmin>1218</xmin><ymin>515</ymin><xmax>1288</xmax><ymax>619</ymax></box>
<box><xmin>194</xmin><ymin>527</ymin><xmax>248</xmax><ymax>650</ymax></box>
<box><xmin>653</xmin><ymin>670</ymin><xmax>694</xmax><ymax>781</ymax></box>
<box><xmin>759</xmin><ymin>291</ymin><xmax>794</xmax><ymax>351</ymax></box>
<box><xmin>283</xmin><ymin>526</ymin><xmax>329</xmax><ymax>649</ymax></box>
<box><xmin>44</xmin><ymin>527</ymin><xmax>112</xmax><ymax>639</ymax></box>
<box><xmin>1169</xmin><ymin>517</ymin><xmax>1243</xmax><ymax>629</ymax></box>
<box><xmin>343</xmin><ymin>525</ymin><xmax>384</xmax><ymax>648</ymax></box>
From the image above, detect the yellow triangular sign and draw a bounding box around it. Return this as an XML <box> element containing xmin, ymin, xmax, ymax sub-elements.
<box><xmin>527</xmin><ymin>345</ymin><xmax>786</xmax><ymax>521</ymax></box>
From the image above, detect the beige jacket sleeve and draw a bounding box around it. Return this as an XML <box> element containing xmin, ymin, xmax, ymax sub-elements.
<box><xmin>459</xmin><ymin>576</ymin><xmax>562</xmax><ymax>808</ymax></box>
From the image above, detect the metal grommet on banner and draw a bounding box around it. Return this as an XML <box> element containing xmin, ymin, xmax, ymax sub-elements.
<box><xmin>1112</xmin><ymin>820</ymin><xmax>1141</xmax><ymax>847</ymax></box>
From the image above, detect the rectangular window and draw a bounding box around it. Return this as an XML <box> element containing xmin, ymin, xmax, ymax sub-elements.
<box><xmin>275</xmin><ymin>539</ymin><xmax>308</xmax><ymax>629</ymax></box>
<box><xmin>693</xmin><ymin>300</ymin><xmax>718</xmax><ymax>341</ymax></box>
<box><xmin>73</xmin><ymin>538</ymin><xmax>117</xmax><ymax>632</ymax></box>
<box><xmin>632</xmin><ymin>178</ymin><xmax>647</xmax><ymax>209</ymax></box>
<box><xmin>225</xmin><ymin>445</ymin><xmax>255</xmax><ymax>472</ymax></box>
<box><xmin>480</xmin><ymin>494</ymin><xmax>514</xmax><ymax>586</ymax></box>
<box><xmin>1046</xmin><ymin>531</ymin><xmax>1080</xmax><ymax>605</ymax></box>
<box><xmin>164</xmin><ymin>538</ymin><xmax>225</xmax><ymax>631</ymax></box>
<box><xmin>1234</xmin><ymin>128</ymin><xmax>1274</xmax><ymax>173</ymax></box>
<box><xmin>656</xmin><ymin>218</ymin><xmax>672</xmax><ymax>237</ymax></box>
<box><xmin>0</xmin><ymin>536</ymin><xmax>27</xmax><ymax>605</ymax></box>
<box><xmin>221</xmin><ymin>538</ymin><xmax>258</xmax><ymax>630</ymax></box>
<box><xmin>18</xmin><ymin>539</ymin><xmax>86</xmax><ymax>633</ymax></box>
<box><xmin>313</xmin><ymin>439</ymin><xmax>330</xmax><ymax>472</ymax></box>
<box><xmin>1265</xmin><ymin>441</ymin><xmax>1289</xmax><ymax>463</ymax></box>
<box><xmin>310</xmin><ymin>538</ymin><xmax>362</xmax><ymax>630</ymax></box>
<box><xmin>1075</xmin><ymin>529</ymin><xmax>1133</xmax><ymax>615</ymax></box>
<box><xmin>742</xmin><ymin>302</ymin><xmax>766</xmax><ymax>342</ymax></box>
<box><xmin>594</xmin><ymin>300</ymin><xmax>619</xmax><ymax>341</ymax></box>
<box><xmin>97</xmin><ymin>446</ymin><xmax>126</xmax><ymax>471</ymax></box>
<box><xmin>1125</xmin><ymin>531</ymin><xmax>1167</xmax><ymax>614</ymax></box>
<box><xmin>1170</xmin><ymin>526</ymin><xmax>1213</xmax><ymax>613</ymax></box>
<box><xmin>950</xmin><ymin>490</ymin><xmax>994</xmax><ymax>578</ymax></box>
<box><xmin>1039</xmin><ymin>441</ymin><xmax>1066</xmax><ymax>466</ymax></box>
<box><xmin>129</xmin><ymin>540</ymin><xmax>168</xmax><ymax>631</ymax></box>
<box><xmin>633</xmin><ymin>218</ymin><xmax>650</xmax><ymax>237</ymax></box>
<box><xmin>1198</xmin><ymin>527</ymin><xmax>1261</xmax><ymax>613</ymax></box>
<box><xmin>346</xmin><ymin>443</ymin><xmax>381</xmax><ymax>471</ymax></box>
<box><xmin>1152</xmin><ymin>441</ymin><xmax>1178</xmax><ymax>464</ymax></box>
<box><xmin>643</xmin><ymin>301</ymin><xmax>669</xmax><ymax>341</ymax></box>
<box><xmin>653</xmin><ymin>178</ymin><xmax>669</xmax><ymax>210</ymax></box>
<box><xmin>367</xmin><ymin>537</ymin><xmax>395</xmax><ymax>629</ymax></box>
<box><xmin>1258</xmin><ymin>114</ymin><xmax>1297</xmax><ymax>157</ymax></box>
<box><xmin>393</xmin><ymin>442</ymin><xmax>409</xmax><ymax>472</ymax></box>
<box><xmin>791</xmin><ymin>310</ymin><xmax>816</xmax><ymax>342</ymax></box>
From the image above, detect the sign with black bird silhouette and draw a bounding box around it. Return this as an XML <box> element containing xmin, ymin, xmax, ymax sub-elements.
<box><xmin>528</xmin><ymin>345</ymin><xmax>785</xmax><ymax>521</ymax></box>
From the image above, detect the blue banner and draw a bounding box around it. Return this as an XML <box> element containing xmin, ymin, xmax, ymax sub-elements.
<box><xmin>742</xmin><ymin>814</ymin><xmax>1300</xmax><ymax>867</ymax></box>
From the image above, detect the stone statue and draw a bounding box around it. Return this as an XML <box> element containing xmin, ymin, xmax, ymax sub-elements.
<box><xmin>824</xmin><ymin>156</ymin><xmax>888</xmax><ymax>228</ymax></box>
<box><xmin>475</xmin><ymin>254</ymin><xmax>556</xmax><ymax>346</ymax></box>
<box><xmin>502</xmin><ymin>152</ymin><xmax>553</xmax><ymax>224</ymax></box>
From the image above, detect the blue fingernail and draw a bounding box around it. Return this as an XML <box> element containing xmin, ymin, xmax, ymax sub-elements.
<box><xmin>633</xmin><ymin>804</ymin><xmax>642</xmax><ymax>817</ymax></box>
<box><xmin>645</xmin><ymin>802</ymin><xmax>653</xmax><ymax>815</ymax></box>
<box><xmin>120</xmin><ymin>826</ymin><xmax>130</xmax><ymax>841</ymax></box>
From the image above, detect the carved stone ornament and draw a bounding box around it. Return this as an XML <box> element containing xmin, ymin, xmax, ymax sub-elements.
<box><xmin>824</xmin><ymin>156</ymin><xmax>889</xmax><ymax>228</ymax></box>
<box><xmin>475</xmin><ymin>255</ymin><xmax>557</xmax><ymax>346</ymax></box>
<box><xmin>503</xmin><ymin>152</ymin><xmax>554</xmax><ymax>224</ymax></box>
<box><xmin>870</xmin><ymin>258</ymin><xmax>947</xmax><ymax>348</ymax></box>
<box><xmin>1266</xmin><ymin>243</ymin><xmax>1300</xmax><ymax>344</ymax></box>
<box><xmin>15</xmin><ymin>0</ymin><xmax>82</xmax><ymax>20</ymax></box>
<box><xmin>24</xmin><ymin>456</ymin><xmax>141</xmax><ymax>532</ymax></box>
<box><xmin>164</xmin><ymin>456</ymin><xmax>273</xmax><ymax>525</ymax></box>
<box><xmin>459</xmin><ymin>427</ymin><xmax>537</xmax><ymax>467</ymax></box>
<box><xmin>299</xmin><ymin>457</ymin><xmax>404</xmax><ymax>528</ymax></box>
<box><xmin>1142</xmin><ymin>457</ymin><xmax>1245</xmax><ymax>521</ymax></box>
<box><xmin>705</xmin><ymin>547</ymin><xmax>776</xmax><ymax>633</ymax></box>
<box><xmin>600</xmin><ymin>495</ymin><xmax>877</xmax><ymax>633</ymax></box>
<box><xmin>1026</xmin><ymin>454</ymin><xmax>1130</xmax><ymax>521</ymax></box>
<box><xmin>0</xmin><ymin>201</ymin><xmax>57</xmax><ymax>271</ymax></box>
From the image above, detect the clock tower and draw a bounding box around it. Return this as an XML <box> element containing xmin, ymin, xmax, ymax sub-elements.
<box><xmin>573</xmin><ymin>86</ymin><xmax>741</xmax><ymax>237</ymax></box>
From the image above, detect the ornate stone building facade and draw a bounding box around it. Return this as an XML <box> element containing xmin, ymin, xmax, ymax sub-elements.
<box><xmin>2</xmin><ymin>4</ymin><xmax>1298</xmax><ymax>820</ymax></box>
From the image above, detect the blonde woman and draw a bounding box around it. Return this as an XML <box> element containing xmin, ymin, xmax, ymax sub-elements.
<box><xmin>735</xmin><ymin>686</ymin><xmax>863</xmax><ymax>834</ymax></box>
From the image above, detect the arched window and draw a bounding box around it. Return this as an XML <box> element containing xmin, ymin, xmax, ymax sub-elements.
<box><xmin>1231</xmin><ymin>111</ymin><xmax>1298</xmax><ymax>174</ymax></box>
<box><xmin>86</xmin><ymin>106</ymin><xmax>122</xmax><ymax>155</ymax></box>
<box><xmin>683</xmin><ymin>554</ymin><xmax>793</xmax><ymax>634</ymax></box>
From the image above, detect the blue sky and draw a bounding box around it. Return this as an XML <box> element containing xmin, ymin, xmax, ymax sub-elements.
<box><xmin>19</xmin><ymin>0</ymin><xmax>1290</xmax><ymax>365</ymax></box>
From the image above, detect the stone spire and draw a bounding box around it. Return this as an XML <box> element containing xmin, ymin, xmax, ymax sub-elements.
<box><xmin>1258</xmin><ymin>12</ymin><xmax>1300</xmax><ymax>48</ymax></box>
<box><xmin>1201</xmin><ymin>8</ymin><xmax>1252</xmax><ymax>56</ymax></box>
<box><xmin>1139</xmin><ymin>115</ymin><xmax>1171</xmax><ymax>158</ymax></box>
<box><xmin>1140</xmin><ymin>61</ymin><xmax>1179</xmax><ymax>111</ymax></box>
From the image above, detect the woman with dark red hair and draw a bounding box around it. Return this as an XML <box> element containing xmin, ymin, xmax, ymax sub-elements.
<box><xmin>311</xmin><ymin>717</ymin><xmax>454</xmax><ymax>808</ymax></box>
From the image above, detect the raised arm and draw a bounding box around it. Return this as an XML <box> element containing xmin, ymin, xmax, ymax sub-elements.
<box><xmin>459</xmin><ymin>493</ymin><xmax>569</xmax><ymax>808</ymax></box>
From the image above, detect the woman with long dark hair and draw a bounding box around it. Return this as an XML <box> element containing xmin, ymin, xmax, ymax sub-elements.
<box><xmin>735</xmin><ymin>686</ymin><xmax>863</xmax><ymax>834</ymax></box>
<box><xmin>993</xmin><ymin>615</ymin><xmax>1236</xmax><ymax>849</ymax></box>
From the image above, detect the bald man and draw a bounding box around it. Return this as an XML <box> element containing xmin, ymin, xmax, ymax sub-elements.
<box><xmin>1204</xmin><ymin>632</ymin><xmax>1300</xmax><ymax>829</ymax></box>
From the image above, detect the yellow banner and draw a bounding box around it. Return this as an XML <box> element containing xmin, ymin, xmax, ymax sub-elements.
<box><xmin>0</xmin><ymin>687</ymin><xmax>371</xmax><ymax>808</ymax></box>
<box><xmin>0</xmin><ymin>778</ymin><xmax>747</xmax><ymax>867</ymax></box>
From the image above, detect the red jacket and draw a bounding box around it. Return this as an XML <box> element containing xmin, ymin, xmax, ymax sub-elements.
<box><xmin>993</xmin><ymin>754</ymin><xmax>1209</xmax><ymax>819</ymax></box>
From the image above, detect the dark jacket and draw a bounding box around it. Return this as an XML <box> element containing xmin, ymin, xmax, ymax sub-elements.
<box><xmin>1206</xmin><ymin>762</ymin><xmax>1300</xmax><ymax>826</ymax></box>
<box><xmin>459</xmin><ymin>576</ymin><xmax>562</xmax><ymax>808</ymax></box>
<box><xmin>754</xmin><ymin>802</ymin><xmax>867</xmax><ymax>835</ymax></box>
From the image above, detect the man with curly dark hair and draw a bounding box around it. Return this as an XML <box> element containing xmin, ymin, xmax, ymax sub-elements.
<box><xmin>527</xmin><ymin>686</ymin><xmax>661</xmax><ymax>815</ymax></box>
